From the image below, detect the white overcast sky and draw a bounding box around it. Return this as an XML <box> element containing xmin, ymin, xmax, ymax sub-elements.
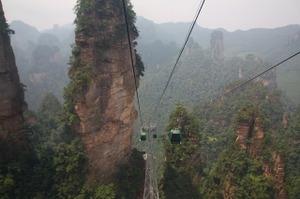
<box><xmin>2</xmin><ymin>0</ymin><xmax>300</xmax><ymax>31</ymax></box>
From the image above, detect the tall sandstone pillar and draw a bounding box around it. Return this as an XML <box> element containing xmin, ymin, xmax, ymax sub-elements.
<box><xmin>210</xmin><ymin>30</ymin><xmax>224</xmax><ymax>62</ymax></box>
<box><xmin>67</xmin><ymin>0</ymin><xmax>141</xmax><ymax>183</ymax></box>
<box><xmin>0</xmin><ymin>0</ymin><xmax>25</xmax><ymax>140</ymax></box>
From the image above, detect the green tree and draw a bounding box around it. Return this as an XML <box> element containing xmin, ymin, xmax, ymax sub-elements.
<box><xmin>285</xmin><ymin>107</ymin><xmax>300</xmax><ymax>199</ymax></box>
<box><xmin>201</xmin><ymin>147</ymin><xmax>274</xmax><ymax>198</ymax></box>
<box><xmin>162</xmin><ymin>104</ymin><xmax>202</xmax><ymax>198</ymax></box>
<box><xmin>116</xmin><ymin>149</ymin><xmax>145</xmax><ymax>199</ymax></box>
<box><xmin>52</xmin><ymin>139</ymin><xmax>86</xmax><ymax>199</ymax></box>
<box><xmin>94</xmin><ymin>184</ymin><xmax>116</xmax><ymax>199</ymax></box>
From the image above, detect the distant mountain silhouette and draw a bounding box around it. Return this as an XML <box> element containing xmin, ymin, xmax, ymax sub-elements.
<box><xmin>9</xmin><ymin>18</ymin><xmax>300</xmax><ymax>109</ymax></box>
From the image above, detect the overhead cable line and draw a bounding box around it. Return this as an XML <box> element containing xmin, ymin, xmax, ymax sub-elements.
<box><xmin>183</xmin><ymin>0</ymin><xmax>205</xmax><ymax>45</ymax></box>
<box><xmin>150</xmin><ymin>0</ymin><xmax>206</xmax><ymax>122</ymax></box>
<box><xmin>224</xmin><ymin>50</ymin><xmax>300</xmax><ymax>95</ymax></box>
<box><xmin>121</xmin><ymin>0</ymin><xmax>144</xmax><ymax>126</ymax></box>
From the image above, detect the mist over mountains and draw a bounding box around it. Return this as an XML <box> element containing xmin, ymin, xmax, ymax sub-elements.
<box><xmin>2</xmin><ymin>1</ymin><xmax>300</xmax><ymax>197</ymax></box>
<box><xmin>9</xmin><ymin>17</ymin><xmax>300</xmax><ymax>110</ymax></box>
<box><xmin>137</xmin><ymin>17</ymin><xmax>300</xmax><ymax>59</ymax></box>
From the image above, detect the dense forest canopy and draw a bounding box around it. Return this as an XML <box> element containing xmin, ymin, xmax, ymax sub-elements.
<box><xmin>161</xmin><ymin>83</ymin><xmax>299</xmax><ymax>198</ymax></box>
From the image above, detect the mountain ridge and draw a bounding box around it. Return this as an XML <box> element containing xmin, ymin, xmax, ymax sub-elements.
<box><xmin>8</xmin><ymin>17</ymin><xmax>300</xmax><ymax>110</ymax></box>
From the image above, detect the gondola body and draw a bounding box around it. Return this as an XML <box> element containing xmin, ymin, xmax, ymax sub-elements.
<box><xmin>140</xmin><ymin>129</ymin><xmax>147</xmax><ymax>141</ymax></box>
<box><xmin>169</xmin><ymin>129</ymin><xmax>182</xmax><ymax>144</ymax></box>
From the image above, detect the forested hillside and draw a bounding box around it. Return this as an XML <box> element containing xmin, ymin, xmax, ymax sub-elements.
<box><xmin>161</xmin><ymin>82</ymin><xmax>299</xmax><ymax>198</ymax></box>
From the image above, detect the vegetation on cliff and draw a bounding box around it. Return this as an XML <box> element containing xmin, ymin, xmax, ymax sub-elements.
<box><xmin>283</xmin><ymin>108</ymin><xmax>300</xmax><ymax>199</ymax></box>
<box><xmin>5</xmin><ymin>0</ymin><xmax>145</xmax><ymax>197</ymax></box>
<box><xmin>1</xmin><ymin>93</ymin><xmax>85</xmax><ymax>199</ymax></box>
<box><xmin>198</xmin><ymin>85</ymin><xmax>282</xmax><ymax>197</ymax></box>
<box><xmin>161</xmin><ymin>82</ymin><xmax>299</xmax><ymax>198</ymax></box>
<box><xmin>64</xmin><ymin>0</ymin><xmax>144</xmax><ymax>125</ymax></box>
<box><xmin>1</xmin><ymin>92</ymin><xmax>145</xmax><ymax>198</ymax></box>
<box><xmin>0</xmin><ymin>3</ymin><xmax>29</xmax><ymax>198</ymax></box>
<box><xmin>161</xmin><ymin>104</ymin><xmax>202</xmax><ymax>199</ymax></box>
<box><xmin>202</xmin><ymin>149</ymin><xmax>274</xmax><ymax>199</ymax></box>
<box><xmin>64</xmin><ymin>0</ymin><xmax>145</xmax><ymax>197</ymax></box>
<box><xmin>0</xmin><ymin>9</ymin><xmax>13</xmax><ymax>35</ymax></box>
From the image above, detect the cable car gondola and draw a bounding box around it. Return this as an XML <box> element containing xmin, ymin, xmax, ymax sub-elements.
<box><xmin>169</xmin><ymin>129</ymin><xmax>182</xmax><ymax>144</ymax></box>
<box><xmin>140</xmin><ymin>129</ymin><xmax>147</xmax><ymax>141</ymax></box>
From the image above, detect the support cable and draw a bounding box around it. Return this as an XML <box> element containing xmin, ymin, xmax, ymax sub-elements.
<box><xmin>150</xmin><ymin>0</ymin><xmax>206</xmax><ymax>122</ymax></box>
<box><xmin>224</xmin><ymin>51</ymin><xmax>300</xmax><ymax>95</ymax></box>
<box><xmin>121</xmin><ymin>0</ymin><xmax>144</xmax><ymax>126</ymax></box>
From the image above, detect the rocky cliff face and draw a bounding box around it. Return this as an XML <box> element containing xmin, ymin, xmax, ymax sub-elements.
<box><xmin>235</xmin><ymin>115</ymin><xmax>287</xmax><ymax>199</ymax></box>
<box><xmin>256</xmin><ymin>69</ymin><xmax>277</xmax><ymax>90</ymax></box>
<box><xmin>0</xmin><ymin>0</ymin><xmax>25</xmax><ymax>140</ymax></box>
<box><xmin>273</xmin><ymin>153</ymin><xmax>287</xmax><ymax>199</ymax></box>
<box><xmin>235</xmin><ymin>117</ymin><xmax>264</xmax><ymax>157</ymax></box>
<box><xmin>67</xmin><ymin>0</ymin><xmax>141</xmax><ymax>184</ymax></box>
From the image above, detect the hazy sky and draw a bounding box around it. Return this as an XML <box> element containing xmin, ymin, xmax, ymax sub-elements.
<box><xmin>2</xmin><ymin>0</ymin><xmax>300</xmax><ymax>31</ymax></box>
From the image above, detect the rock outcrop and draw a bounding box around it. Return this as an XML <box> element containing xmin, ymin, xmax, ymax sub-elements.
<box><xmin>235</xmin><ymin>121</ymin><xmax>253</xmax><ymax>150</ymax></box>
<box><xmin>256</xmin><ymin>69</ymin><xmax>277</xmax><ymax>90</ymax></box>
<box><xmin>235</xmin><ymin>115</ymin><xmax>287</xmax><ymax>199</ymax></box>
<box><xmin>235</xmin><ymin>117</ymin><xmax>264</xmax><ymax>157</ymax></box>
<box><xmin>210</xmin><ymin>30</ymin><xmax>224</xmax><ymax>62</ymax></box>
<box><xmin>273</xmin><ymin>153</ymin><xmax>287</xmax><ymax>199</ymax></box>
<box><xmin>282</xmin><ymin>112</ymin><xmax>289</xmax><ymax>129</ymax></box>
<box><xmin>0</xmin><ymin>0</ymin><xmax>25</xmax><ymax>140</ymax></box>
<box><xmin>67</xmin><ymin>0</ymin><xmax>142</xmax><ymax>183</ymax></box>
